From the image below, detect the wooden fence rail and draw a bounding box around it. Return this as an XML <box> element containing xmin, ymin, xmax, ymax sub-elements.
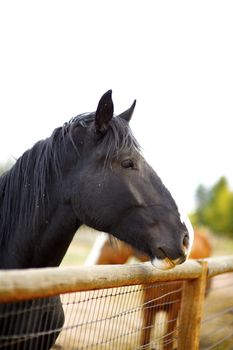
<box><xmin>0</xmin><ymin>255</ymin><xmax>233</xmax><ymax>350</ymax></box>
<box><xmin>0</xmin><ymin>256</ymin><xmax>233</xmax><ymax>303</ymax></box>
<box><xmin>0</xmin><ymin>260</ymin><xmax>203</xmax><ymax>303</ymax></box>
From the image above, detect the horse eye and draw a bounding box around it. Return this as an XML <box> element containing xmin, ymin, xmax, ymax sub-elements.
<box><xmin>121</xmin><ymin>159</ymin><xmax>134</xmax><ymax>169</ymax></box>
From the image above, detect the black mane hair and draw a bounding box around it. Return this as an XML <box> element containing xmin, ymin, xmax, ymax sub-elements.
<box><xmin>67</xmin><ymin>112</ymin><xmax>140</xmax><ymax>162</ymax></box>
<box><xmin>0</xmin><ymin>112</ymin><xmax>140</xmax><ymax>247</ymax></box>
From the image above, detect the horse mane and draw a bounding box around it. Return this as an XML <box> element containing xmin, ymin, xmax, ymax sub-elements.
<box><xmin>99</xmin><ymin>116</ymin><xmax>140</xmax><ymax>165</ymax></box>
<box><xmin>0</xmin><ymin>112</ymin><xmax>140</xmax><ymax>247</ymax></box>
<box><xmin>67</xmin><ymin>112</ymin><xmax>140</xmax><ymax>163</ymax></box>
<box><xmin>0</xmin><ymin>128</ymin><xmax>64</xmax><ymax>247</ymax></box>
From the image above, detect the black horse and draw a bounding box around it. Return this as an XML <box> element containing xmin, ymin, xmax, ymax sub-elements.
<box><xmin>0</xmin><ymin>91</ymin><xmax>193</xmax><ymax>349</ymax></box>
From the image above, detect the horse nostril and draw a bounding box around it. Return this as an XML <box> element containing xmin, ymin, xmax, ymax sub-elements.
<box><xmin>183</xmin><ymin>233</ymin><xmax>189</xmax><ymax>249</ymax></box>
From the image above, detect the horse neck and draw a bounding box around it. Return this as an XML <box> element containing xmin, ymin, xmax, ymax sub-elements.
<box><xmin>4</xmin><ymin>204</ymin><xmax>80</xmax><ymax>269</ymax></box>
<box><xmin>1</xmin><ymin>177</ymin><xmax>80</xmax><ymax>269</ymax></box>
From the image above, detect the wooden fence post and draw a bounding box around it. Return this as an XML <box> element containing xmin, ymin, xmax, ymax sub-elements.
<box><xmin>177</xmin><ymin>261</ymin><xmax>208</xmax><ymax>350</ymax></box>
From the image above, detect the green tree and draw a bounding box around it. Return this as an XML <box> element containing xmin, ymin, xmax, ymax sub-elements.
<box><xmin>192</xmin><ymin>177</ymin><xmax>233</xmax><ymax>236</ymax></box>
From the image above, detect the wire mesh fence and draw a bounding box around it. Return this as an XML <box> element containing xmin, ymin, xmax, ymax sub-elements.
<box><xmin>56</xmin><ymin>282</ymin><xmax>184</xmax><ymax>350</ymax></box>
<box><xmin>0</xmin><ymin>257</ymin><xmax>233</xmax><ymax>350</ymax></box>
<box><xmin>200</xmin><ymin>272</ymin><xmax>233</xmax><ymax>350</ymax></box>
<box><xmin>0</xmin><ymin>281</ymin><xmax>184</xmax><ymax>350</ymax></box>
<box><xmin>0</xmin><ymin>296</ymin><xmax>64</xmax><ymax>350</ymax></box>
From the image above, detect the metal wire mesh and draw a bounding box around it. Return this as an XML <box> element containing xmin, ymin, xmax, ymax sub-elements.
<box><xmin>200</xmin><ymin>272</ymin><xmax>233</xmax><ymax>350</ymax></box>
<box><xmin>0</xmin><ymin>281</ymin><xmax>183</xmax><ymax>350</ymax></box>
<box><xmin>55</xmin><ymin>282</ymin><xmax>184</xmax><ymax>350</ymax></box>
<box><xmin>0</xmin><ymin>296</ymin><xmax>64</xmax><ymax>350</ymax></box>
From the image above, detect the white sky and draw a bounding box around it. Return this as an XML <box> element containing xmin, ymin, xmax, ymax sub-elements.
<box><xmin>0</xmin><ymin>1</ymin><xmax>232</xmax><ymax>212</ymax></box>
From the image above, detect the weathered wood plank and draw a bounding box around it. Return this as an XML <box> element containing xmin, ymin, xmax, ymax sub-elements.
<box><xmin>0</xmin><ymin>256</ymin><xmax>233</xmax><ymax>303</ymax></box>
<box><xmin>0</xmin><ymin>260</ymin><xmax>202</xmax><ymax>302</ymax></box>
<box><xmin>177</xmin><ymin>261</ymin><xmax>208</xmax><ymax>350</ymax></box>
<box><xmin>205</xmin><ymin>255</ymin><xmax>233</xmax><ymax>277</ymax></box>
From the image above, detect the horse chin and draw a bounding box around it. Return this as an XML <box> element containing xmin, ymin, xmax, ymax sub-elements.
<box><xmin>151</xmin><ymin>257</ymin><xmax>176</xmax><ymax>270</ymax></box>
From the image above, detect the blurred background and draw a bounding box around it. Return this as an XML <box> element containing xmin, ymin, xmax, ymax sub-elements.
<box><xmin>1</xmin><ymin>0</ymin><xmax>233</xmax><ymax>256</ymax></box>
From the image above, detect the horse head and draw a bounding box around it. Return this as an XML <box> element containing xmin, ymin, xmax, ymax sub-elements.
<box><xmin>69</xmin><ymin>90</ymin><xmax>194</xmax><ymax>270</ymax></box>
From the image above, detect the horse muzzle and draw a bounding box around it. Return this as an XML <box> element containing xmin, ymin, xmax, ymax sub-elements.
<box><xmin>151</xmin><ymin>254</ymin><xmax>188</xmax><ymax>270</ymax></box>
<box><xmin>150</xmin><ymin>226</ymin><xmax>191</xmax><ymax>270</ymax></box>
<box><xmin>151</xmin><ymin>243</ymin><xmax>188</xmax><ymax>270</ymax></box>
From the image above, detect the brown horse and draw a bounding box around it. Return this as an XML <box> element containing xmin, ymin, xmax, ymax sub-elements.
<box><xmin>85</xmin><ymin>229</ymin><xmax>212</xmax><ymax>349</ymax></box>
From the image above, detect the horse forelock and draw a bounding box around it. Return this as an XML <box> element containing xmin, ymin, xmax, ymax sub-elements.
<box><xmin>99</xmin><ymin>116</ymin><xmax>141</xmax><ymax>165</ymax></box>
<box><xmin>68</xmin><ymin>112</ymin><xmax>141</xmax><ymax>165</ymax></box>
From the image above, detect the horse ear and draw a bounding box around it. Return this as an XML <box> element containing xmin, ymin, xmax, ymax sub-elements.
<box><xmin>118</xmin><ymin>100</ymin><xmax>136</xmax><ymax>122</ymax></box>
<box><xmin>95</xmin><ymin>90</ymin><xmax>114</xmax><ymax>133</ymax></box>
